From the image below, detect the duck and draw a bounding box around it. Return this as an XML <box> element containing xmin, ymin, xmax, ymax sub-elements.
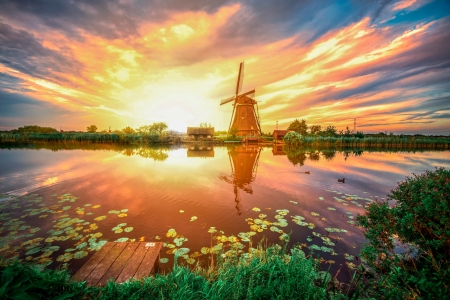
<box><xmin>338</xmin><ymin>178</ymin><xmax>345</xmax><ymax>183</ymax></box>
<box><xmin>305</xmin><ymin>171</ymin><xmax>310</xmax><ymax>174</ymax></box>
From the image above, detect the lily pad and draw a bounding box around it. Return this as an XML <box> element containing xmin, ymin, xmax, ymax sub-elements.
<box><xmin>74</xmin><ymin>250</ymin><xmax>88</xmax><ymax>259</ymax></box>
<box><xmin>160</xmin><ymin>258</ymin><xmax>169</xmax><ymax>263</ymax></box>
<box><xmin>115</xmin><ymin>237</ymin><xmax>129</xmax><ymax>242</ymax></box>
<box><xmin>325</xmin><ymin>227</ymin><xmax>348</xmax><ymax>233</ymax></box>
<box><xmin>166</xmin><ymin>229</ymin><xmax>177</xmax><ymax>238</ymax></box>
<box><xmin>190</xmin><ymin>216</ymin><xmax>197</xmax><ymax>222</ymax></box>
<box><xmin>94</xmin><ymin>216</ymin><xmax>107</xmax><ymax>221</ymax></box>
<box><xmin>124</xmin><ymin>227</ymin><xmax>133</xmax><ymax>233</ymax></box>
<box><xmin>252</xmin><ymin>207</ymin><xmax>261</xmax><ymax>212</ymax></box>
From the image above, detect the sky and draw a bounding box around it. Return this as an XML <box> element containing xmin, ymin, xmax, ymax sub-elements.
<box><xmin>0</xmin><ymin>0</ymin><xmax>449</xmax><ymax>135</ymax></box>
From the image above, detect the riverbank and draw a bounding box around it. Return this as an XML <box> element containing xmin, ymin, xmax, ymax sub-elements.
<box><xmin>0</xmin><ymin>243</ymin><xmax>354</xmax><ymax>299</ymax></box>
<box><xmin>1</xmin><ymin>132</ymin><xmax>449</xmax><ymax>149</ymax></box>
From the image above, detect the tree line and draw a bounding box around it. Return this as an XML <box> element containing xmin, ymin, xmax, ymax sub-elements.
<box><xmin>287</xmin><ymin>119</ymin><xmax>364</xmax><ymax>138</ymax></box>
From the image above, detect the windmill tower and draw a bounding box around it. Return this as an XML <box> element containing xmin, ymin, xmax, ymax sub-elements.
<box><xmin>220</xmin><ymin>62</ymin><xmax>261</xmax><ymax>136</ymax></box>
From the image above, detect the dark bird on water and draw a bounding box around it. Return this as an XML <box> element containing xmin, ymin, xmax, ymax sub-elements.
<box><xmin>338</xmin><ymin>178</ymin><xmax>345</xmax><ymax>183</ymax></box>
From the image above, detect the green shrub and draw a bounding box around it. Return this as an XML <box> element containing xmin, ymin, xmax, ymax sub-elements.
<box><xmin>284</xmin><ymin>131</ymin><xmax>304</xmax><ymax>146</ymax></box>
<box><xmin>357</xmin><ymin>167</ymin><xmax>450</xmax><ymax>299</ymax></box>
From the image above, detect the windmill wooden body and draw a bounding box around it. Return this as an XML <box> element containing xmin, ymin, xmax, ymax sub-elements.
<box><xmin>220</xmin><ymin>62</ymin><xmax>261</xmax><ymax>137</ymax></box>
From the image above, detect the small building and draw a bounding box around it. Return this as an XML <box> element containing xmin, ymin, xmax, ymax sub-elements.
<box><xmin>273</xmin><ymin>130</ymin><xmax>291</xmax><ymax>143</ymax></box>
<box><xmin>187</xmin><ymin>127</ymin><xmax>214</xmax><ymax>141</ymax></box>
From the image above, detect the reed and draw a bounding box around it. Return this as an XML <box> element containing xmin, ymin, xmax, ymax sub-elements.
<box><xmin>285</xmin><ymin>135</ymin><xmax>450</xmax><ymax>149</ymax></box>
<box><xmin>0</xmin><ymin>132</ymin><xmax>165</xmax><ymax>145</ymax></box>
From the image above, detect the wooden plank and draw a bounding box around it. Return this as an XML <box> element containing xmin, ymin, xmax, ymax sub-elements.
<box><xmin>97</xmin><ymin>242</ymin><xmax>139</xmax><ymax>286</ymax></box>
<box><xmin>85</xmin><ymin>242</ymin><xmax>127</xmax><ymax>286</ymax></box>
<box><xmin>134</xmin><ymin>242</ymin><xmax>163</xmax><ymax>279</ymax></box>
<box><xmin>72</xmin><ymin>242</ymin><xmax>115</xmax><ymax>282</ymax></box>
<box><xmin>115</xmin><ymin>243</ymin><xmax>148</xmax><ymax>283</ymax></box>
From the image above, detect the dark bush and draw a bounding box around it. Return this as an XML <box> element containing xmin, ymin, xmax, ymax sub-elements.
<box><xmin>357</xmin><ymin>167</ymin><xmax>450</xmax><ymax>299</ymax></box>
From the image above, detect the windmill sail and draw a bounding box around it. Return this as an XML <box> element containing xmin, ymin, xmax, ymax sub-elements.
<box><xmin>219</xmin><ymin>61</ymin><xmax>261</xmax><ymax>136</ymax></box>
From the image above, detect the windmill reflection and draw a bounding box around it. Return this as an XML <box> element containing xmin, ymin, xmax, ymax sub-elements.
<box><xmin>219</xmin><ymin>145</ymin><xmax>261</xmax><ymax>215</ymax></box>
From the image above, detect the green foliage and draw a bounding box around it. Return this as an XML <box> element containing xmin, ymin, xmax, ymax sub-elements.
<box><xmin>323</xmin><ymin>125</ymin><xmax>338</xmax><ymax>137</ymax></box>
<box><xmin>287</xmin><ymin>119</ymin><xmax>308</xmax><ymax>135</ymax></box>
<box><xmin>282</xmin><ymin>135</ymin><xmax>450</xmax><ymax>149</ymax></box>
<box><xmin>0</xmin><ymin>261</ymin><xmax>88</xmax><ymax>299</ymax></box>
<box><xmin>149</xmin><ymin>122</ymin><xmax>168</xmax><ymax>134</ymax></box>
<box><xmin>121</xmin><ymin>126</ymin><xmax>135</xmax><ymax>134</ymax></box>
<box><xmin>357</xmin><ymin>167</ymin><xmax>450</xmax><ymax>298</ymax></box>
<box><xmin>11</xmin><ymin>125</ymin><xmax>58</xmax><ymax>134</ymax></box>
<box><xmin>283</xmin><ymin>131</ymin><xmax>304</xmax><ymax>146</ymax></box>
<box><xmin>309</xmin><ymin>125</ymin><xmax>322</xmax><ymax>135</ymax></box>
<box><xmin>86</xmin><ymin>125</ymin><xmax>97</xmax><ymax>133</ymax></box>
<box><xmin>354</xmin><ymin>131</ymin><xmax>364</xmax><ymax>138</ymax></box>
<box><xmin>228</xmin><ymin>127</ymin><xmax>239</xmax><ymax>140</ymax></box>
<box><xmin>199</xmin><ymin>122</ymin><xmax>212</xmax><ymax>128</ymax></box>
<box><xmin>0</xmin><ymin>245</ymin><xmax>350</xmax><ymax>299</ymax></box>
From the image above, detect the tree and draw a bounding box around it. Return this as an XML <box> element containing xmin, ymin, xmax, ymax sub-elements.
<box><xmin>122</xmin><ymin>126</ymin><xmax>135</xmax><ymax>134</ymax></box>
<box><xmin>309</xmin><ymin>125</ymin><xmax>322</xmax><ymax>135</ymax></box>
<box><xmin>136</xmin><ymin>125</ymin><xmax>152</xmax><ymax>135</ymax></box>
<box><xmin>322</xmin><ymin>125</ymin><xmax>337</xmax><ymax>136</ymax></box>
<box><xmin>11</xmin><ymin>125</ymin><xmax>58</xmax><ymax>133</ymax></box>
<box><xmin>149</xmin><ymin>122</ymin><xmax>168</xmax><ymax>134</ymax></box>
<box><xmin>287</xmin><ymin>119</ymin><xmax>307</xmax><ymax>135</ymax></box>
<box><xmin>86</xmin><ymin>125</ymin><xmax>97</xmax><ymax>133</ymax></box>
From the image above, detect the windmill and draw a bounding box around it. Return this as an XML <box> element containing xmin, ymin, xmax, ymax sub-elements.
<box><xmin>220</xmin><ymin>62</ymin><xmax>261</xmax><ymax>137</ymax></box>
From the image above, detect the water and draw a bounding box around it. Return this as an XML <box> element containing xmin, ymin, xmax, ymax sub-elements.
<box><xmin>1</xmin><ymin>144</ymin><xmax>449</xmax><ymax>281</ymax></box>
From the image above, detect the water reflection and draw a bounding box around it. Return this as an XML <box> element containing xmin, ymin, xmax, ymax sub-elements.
<box><xmin>187</xmin><ymin>145</ymin><xmax>214</xmax><ymax>158</ymax></box>
<box><xmin>0</xmin><ymin>143</ymin><xmax>449</xmax><ymax>282</ymax></box>
<box><xmin>219</xmin><ymin>145</ymin><xmax>261</xmax><ymax>215</ymax></box>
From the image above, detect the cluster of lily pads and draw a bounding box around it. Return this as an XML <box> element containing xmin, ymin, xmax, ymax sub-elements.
<box><xmin>0</xmin><ymin>187</ymin><xmax>374</xmax><ymax>272</ymax></box>
<box><xmin>0</xmin><ymin>193</ymin><xmax>136</xmax><ymax>270</ymax></box>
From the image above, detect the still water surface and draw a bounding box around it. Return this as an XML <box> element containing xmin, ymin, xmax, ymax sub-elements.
<box><xmin>1</xmin><ymin>144</ymin><xmax>449</xmax><ymax>280</ymax></box>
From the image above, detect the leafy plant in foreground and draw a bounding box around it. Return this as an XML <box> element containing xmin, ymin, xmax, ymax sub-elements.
<box><xmin>357</xmin><ymin>167</ymin><xmax>450</xmax><ymax>299</ymax></box>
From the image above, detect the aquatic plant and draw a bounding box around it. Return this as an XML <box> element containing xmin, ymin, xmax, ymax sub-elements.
<box><xmin>283</xmin><ymin>135</ymin><xmax>450</xmax><ymax>149</ymax></box>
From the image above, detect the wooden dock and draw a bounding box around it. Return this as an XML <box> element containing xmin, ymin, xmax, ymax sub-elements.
<box><xmin>72</xmin><ymin>242</ymin><xmax>163</xmax><ymax>286</ymax></box>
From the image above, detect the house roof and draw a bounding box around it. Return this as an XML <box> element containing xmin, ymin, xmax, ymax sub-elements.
<box><xmin>187</xmin><ymin>127</ymin><xmax>214</xmax><ymax>135</ymax></box>
<box><xmin>273</xmin><ymin>130</ymin><xmax>291</xmax><ymax>135</ymax></box>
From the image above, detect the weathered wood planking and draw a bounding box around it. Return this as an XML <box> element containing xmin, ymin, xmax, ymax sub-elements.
<box><xmin>72</xmin><ymin>242</ymin><xmax>163</xmax><ymax>286</ymax></box>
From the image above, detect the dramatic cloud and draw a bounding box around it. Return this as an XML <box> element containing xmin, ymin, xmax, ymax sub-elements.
<box><xmin>0</xmin><ymin>0</ymin><xmax>448</xmax><ymax>134</ymax></box>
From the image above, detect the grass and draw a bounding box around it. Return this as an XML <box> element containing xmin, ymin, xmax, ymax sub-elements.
<box><xmin>0</xmin><ymin>243</ymin><xmax>356</xmax><ymax>300</ymax></box>
<box><xmin>0</xmin><ymin>132</ymin><xmax>164</xmax><ymax>145</ymax></box>
<box><xmin>284</xmin><ymin>135</ymin><xmax>450</xmax><ymax>149</ymax></box>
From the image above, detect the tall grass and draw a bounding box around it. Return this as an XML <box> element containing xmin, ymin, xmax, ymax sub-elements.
<box><xmin>0</xmin><ymin>132</ymin><xmax>166</xmax><ymax>145</ymax></box>
<box><xmin>0</xmin><ymin>244</ymin><xmax>352</xmax><ymax>299</ymax></box>
<box><xmin>285</xmin><ymin>135</ymin><xmax>450</xmax><ymax>149</ymax></box>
